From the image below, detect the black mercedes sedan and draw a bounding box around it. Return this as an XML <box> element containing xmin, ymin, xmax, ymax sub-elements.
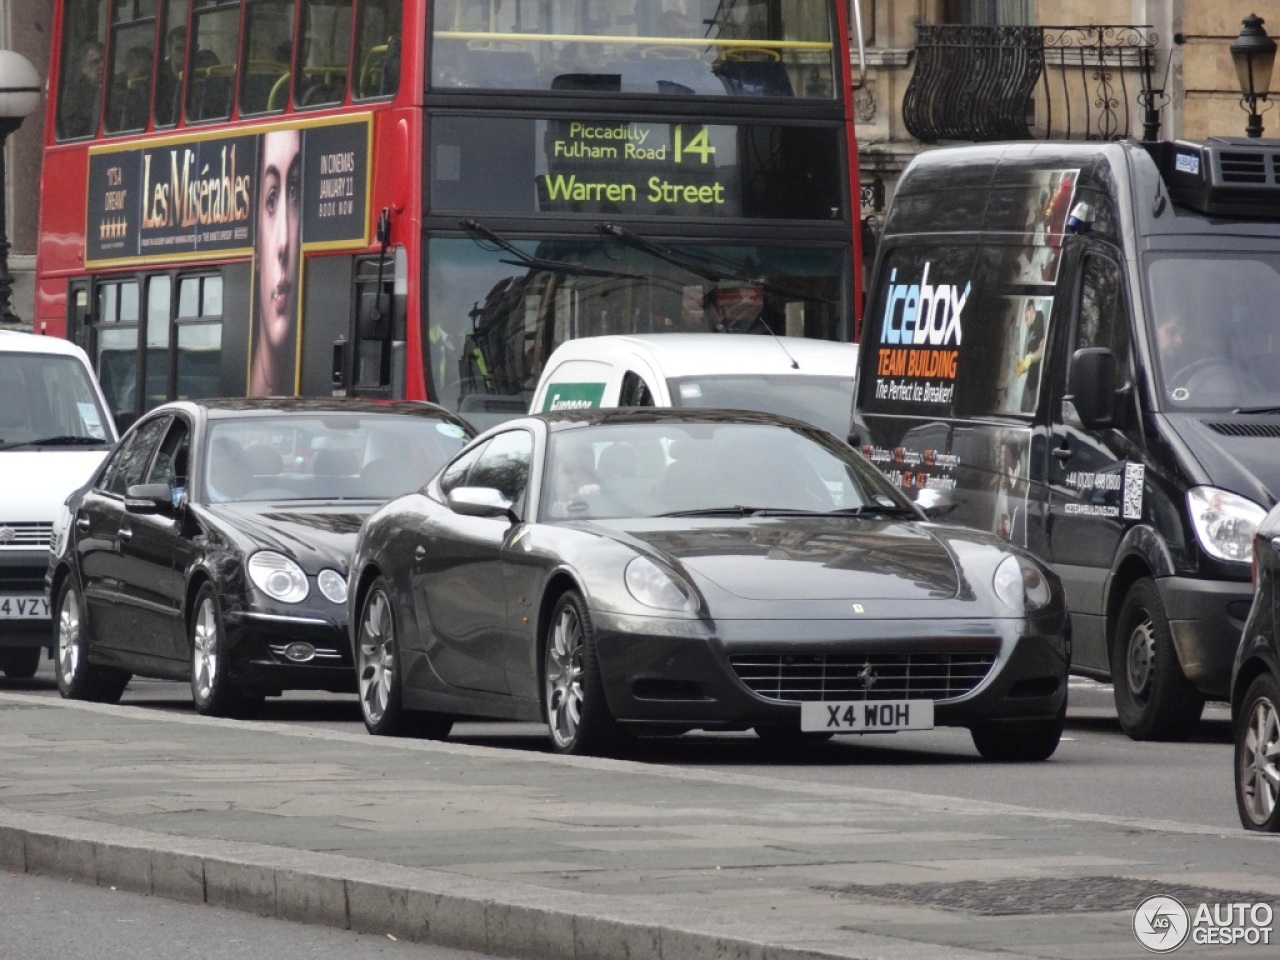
<box><xmin>47</xmin><ymin>398</ymin><xmax>473</xmax><ymax>717</ymax></box>
<box><xmin>1231</xmin><ymin>500</ymin><xmax>1280</xmax><ymax>831</ymax></box>
<box><xmin>348</xmin><ymin>409</ymin><xmax>1071</xmax><ymax>760</ymax></box>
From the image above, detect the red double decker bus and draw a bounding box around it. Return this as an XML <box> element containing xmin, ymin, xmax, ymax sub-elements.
<box><xmin>37</xmin><ymin>0</ymin><xmax>864</xmax><ymax>425</ymax></box>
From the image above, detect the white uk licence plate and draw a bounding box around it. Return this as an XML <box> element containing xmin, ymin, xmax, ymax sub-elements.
<box><xmin>800</xmin><ymin>699</ymin><xmax>935</xmax><ymax>733</ymax></box>
<box><xmin>0</xmin><ymin>595</ymin><xmax>50</xmax><ymax>620</ymax></box>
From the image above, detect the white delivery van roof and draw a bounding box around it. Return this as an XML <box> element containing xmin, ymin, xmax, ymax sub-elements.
<box><xmin>0</xmin><ymin>329</ymin><xmax>96</xmax><ymax>359</ymax></box>
<box><xmin>542</xmin><ymin>333</ymin><xmax>859</xmax><ymax>380</ymax></box>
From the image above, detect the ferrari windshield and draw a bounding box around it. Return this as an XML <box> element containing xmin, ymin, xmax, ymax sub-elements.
<box><xmin>1147</xmin><ymin>254</ymin><xmax>1280</xmax><ymax>411</ymax></box>
<box><xmin>542</xmin><ymin>420</ymin><xmax>914</xmax><ymax>521</ymax></box>
<box><xmin>205</xmin><ymin>413</ymin><xmax>470</xmax><ymax>503</ymax></box>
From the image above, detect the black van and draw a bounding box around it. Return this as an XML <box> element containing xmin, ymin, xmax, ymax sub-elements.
<box><xmin>853</xmin><ymin>138</ymin><xmax>1280</xmax><ymax>741</ymax></box>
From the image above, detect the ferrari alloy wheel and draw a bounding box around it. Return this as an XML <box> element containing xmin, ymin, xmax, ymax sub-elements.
<box><xmin>55</xmin><ymin>575</ymin><xmax>129</xmax><ymax>703</ymax></box>
<box><xmin>190</xmin><ymin>583</ymin><xmax>262</xmax><ymax>719</ymax></box>
<box><xmin>1236</xmin><ymin>673</ymin><xmax>1280</xmax><ymax>831</ymax></box>
<box><xmin>1111</xmin><ymin>578</ymin><xmax>1203</xmax><ymax>741</ymax></box>
<box><xmin>544</xmin><ymin>590</ymin><xmax>622</xmax><ymax>756</ymax></box>
<box><xmin>356</xmin><ymin>577</ymin><xmax>451</xmax><ymax>739</ymax></box>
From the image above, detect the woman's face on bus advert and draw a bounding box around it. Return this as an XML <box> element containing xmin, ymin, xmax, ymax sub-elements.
<box><xmin>256</xmin><ymin>129</ymin><xmax>301</xmax><ymax>353</ymax></box>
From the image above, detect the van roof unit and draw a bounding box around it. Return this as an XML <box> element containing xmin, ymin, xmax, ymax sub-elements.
<box><xmin>1144</xmin><ymin>137</ymin><xmax>1280</xmax><ymax>218</ymax></box>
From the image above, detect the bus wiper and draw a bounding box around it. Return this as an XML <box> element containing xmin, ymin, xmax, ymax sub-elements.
<box><xmin>596</xmin><ymin>223</ymin><xmax>836</xmax><ymax>306</ymax></box>
<box><xmin>462</xmin><ymin>219</ymin><xmax>642</xmax><ymax>280</ymax></box>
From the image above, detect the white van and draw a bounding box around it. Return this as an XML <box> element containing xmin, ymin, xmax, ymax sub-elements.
<box><xmin>530</xmin><ymin>334</ymin><xmax>859</xmax><ymax>438</ymax></box>
<box><xmin>0</xmin><ymin>332</ymin><xmax>117</xmax><ymax>678</ymax></box>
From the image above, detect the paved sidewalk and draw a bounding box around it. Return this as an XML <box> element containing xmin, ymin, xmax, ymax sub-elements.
<box><xmin>0</xmin><ymin>692</ymin><xmax>1277</xmax><ymax>960</ymax></box>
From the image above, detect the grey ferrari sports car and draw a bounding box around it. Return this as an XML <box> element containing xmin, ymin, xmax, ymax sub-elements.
<box><xmin>348</xmin><ymin>408</ymin><xmax>1071</xmax><ymax>760</ymax></box>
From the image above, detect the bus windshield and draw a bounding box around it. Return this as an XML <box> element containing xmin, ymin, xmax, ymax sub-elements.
<box><xmin>1146</xmin><ymin>253</ymin><xmax>1280</xmax><ymax>412</ymax></box>
<box><xmin>431</xmin><ymin>0</ymin><xmax>837</xmax><ymax>98</ymax></box>
<box><xmin>427</xmin><ymin>236</ymin><xmax>848</xmax><ymax>414</ymax></box>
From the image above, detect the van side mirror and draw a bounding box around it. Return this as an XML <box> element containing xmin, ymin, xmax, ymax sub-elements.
<box><xmin>1065</xmin><ymin>347</ymin><xmax>1114</xmax><ymax>429</ymax></box>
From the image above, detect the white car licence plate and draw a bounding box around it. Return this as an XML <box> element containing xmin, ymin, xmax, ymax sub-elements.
<box><xmin>0</xmin><ymin>595</ymin><xmax>50</xmax><ymax>620</ymax></box>
<box><xmin>800</xmin><ymin>699</ymin><xmax>934</xmax><ymax>734</ymax></box>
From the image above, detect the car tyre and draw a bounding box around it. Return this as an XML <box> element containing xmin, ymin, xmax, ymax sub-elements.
<box><xmin>1235</xmin><ymin>673</ymin><xmax>1280</xmax><ymax>831</ymax></box>
<box><xmin>970</xmin><ymin>706</ymin><xmax>1065</xmax><ymax>762</ymax></box>
<box><xmin>356</xmin><ymin>577</ymin><xmax>452</xmax><ymax>739</ymax></box>
<box><xmin>1</xmin><ymin>647</ymin><xmax>42</xmax><ymax>679</ymax></box>
<box><xmin>544</xmin><ymin>590</ymin><xmax>624</xmax><ymax>756</ymax></box>
<box><xmin>55</xmin><ymin>575</ymin><xmax>129</xmax><ymax>703</ymax></box>
<box><xmin>1112</xmin><ymin>578</ymin><xmax>1204</xmax><ymax>741</ymax></box>
<box><xmin>190</xmin><ymin>583</ymin><xmax>263</xmax><ymax>719</ymax></box>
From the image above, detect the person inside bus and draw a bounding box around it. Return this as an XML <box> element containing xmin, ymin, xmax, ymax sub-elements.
<box><xmin>60</xmin><ymin>40</ymin><xmax>105</xmax><ymax>138</ymax></box>
<box><xmin>249</xmin><ymin>128</ymin><xmax>302</xmax><ymax>397</ymax></box>
<box><xmin>111</xmin><ymin>44</ymin><xmax>153</xmax><ymax>130</ymax></box>
<box><xmin>153</xmin><ymin>26</ymin><xmax>186</xmax><ymax>125</ymax></box>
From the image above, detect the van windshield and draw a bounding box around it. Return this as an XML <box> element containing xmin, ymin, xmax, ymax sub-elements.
<box><xmin>667</xmin><ymin>374</ymin><xmax>856</xmax><ymax>438</ymax></box>
<box><xmin>1147</xmin><ymin>254</ymin><xmax>1280</xmax><ymax>412</ymax></box>
<box><xmin>0</xmin><ymin>352</ymin><xmax>112</xmax><ymax>450</ymax></box>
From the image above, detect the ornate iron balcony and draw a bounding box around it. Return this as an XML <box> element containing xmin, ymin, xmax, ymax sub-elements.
<box><xmin>903</xmin><ymin>24</ymin><xmax>1163</xmax><ymax>143</ymax></box>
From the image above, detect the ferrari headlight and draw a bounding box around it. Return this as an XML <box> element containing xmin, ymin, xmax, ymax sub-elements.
<box><xmin>1188</xmin><ymin>487</ymin><xmax>1265</xmax><ymax>563</ymax></box>
<box><xmin>247</xmin><ymin>551</ymin><xmax>309</xmax><ymax>603</ymax></box>
<box><xmin>993</xmin><ymin>555</ymin><xmax>1051</xmax><ymax>612</ymax></box>
<box><xmin>317</xmin><ymin>568</ymin><xmax>348</xmax><ymax>604</ymax></box>
<box><xmin>625</xmin><ymin>557</ymin><xmax>697</xmax><ymax>613</ymax></box>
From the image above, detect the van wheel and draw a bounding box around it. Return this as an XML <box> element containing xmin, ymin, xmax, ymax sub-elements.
<box><xmin>1</xmin><ymin>647</ymin><xmax>42</xmax><ymax>679</ymax></box>
<box><xmin>1112</xmin><ymin>579</ymin><xmax>1204</xmax><ymax>741</ymax></box>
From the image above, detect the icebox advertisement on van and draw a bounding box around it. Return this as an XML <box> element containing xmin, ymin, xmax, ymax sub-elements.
<box><xmin>855</xmin><ymin>140</ymin><xmax>1280</xmax><ymax>743</ymax></box>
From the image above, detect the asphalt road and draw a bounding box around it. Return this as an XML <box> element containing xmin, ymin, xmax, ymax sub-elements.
<box><xmin>6</xmin><ymin>655</ymin><xmax>1240</xmax><ymax>832</ymax></box>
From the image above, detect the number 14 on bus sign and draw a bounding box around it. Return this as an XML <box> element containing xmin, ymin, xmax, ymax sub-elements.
<box><xmin>674</xmin><ymin>125</ymin><xmax>715</xmax><ymax>165</ymax></box>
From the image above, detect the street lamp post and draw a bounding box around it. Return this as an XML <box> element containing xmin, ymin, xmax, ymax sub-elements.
<box><xmin>1230</xmin><ymin>13</ymin><xmax>1278</xmax><ymax>139</ymax></box>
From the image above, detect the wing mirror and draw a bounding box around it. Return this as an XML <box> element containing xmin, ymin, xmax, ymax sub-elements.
<box><xmin>914</xmin><ymin>487</ymin><xmax>958</xmax><ymax>519</ymax></box>
<box><xmin>124</xmin><ymin>482</ymin><xmax>174</xmax><ymax>513</ymax></box>
<box><xmin>448</xmin><ymin>487</ymin><xmax>516</xmax><ymax>521</ymax></box>
<box><xmin>1065</xmin><ymin>347</ymin><xmax>1115</xmax><ymax>429</ymax></box>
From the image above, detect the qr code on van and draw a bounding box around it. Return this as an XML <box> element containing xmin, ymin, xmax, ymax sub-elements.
<box><xmin>1122</xmin><ymin>462</ymin><xmax>1145</xmax><ymax>520</ymax></box>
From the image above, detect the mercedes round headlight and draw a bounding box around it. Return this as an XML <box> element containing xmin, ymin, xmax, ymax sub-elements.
<box><xmin>1187</xmin><ymin>487</ymin><xmax>1265</xmax><ymax>563</ymax></box>
<box><xmin>247</xmin><ymin>551</ymin><xmax>309</xmax><ymax>603</ymax></box>
<box><xmin>993</xmin><ymin>554</ymin><xmax>1052</xmax><ymax>612</ymax></box>
<box><xmin>317</xmin><ymin>568</ymin><xmax>348</xmax><ymax>604</ymax></box>
<box><xmin>624</xmin><ymin>557</ymin><xmax>697</xmax><ymax>613</ymax></box>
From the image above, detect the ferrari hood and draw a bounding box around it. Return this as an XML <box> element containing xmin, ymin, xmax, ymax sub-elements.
<box><xmin>617</xmin><ymin>518</ymin><xmax>961</xmax><ymax>601</ymax></box>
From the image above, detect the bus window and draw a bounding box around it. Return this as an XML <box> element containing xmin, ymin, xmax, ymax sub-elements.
<box><xmin>185</xmin><ymin>0</ymin><xmax>240</xmax><ymax>122</ymax></box>
<box><xmin>176</xmin><ymin>275</ymin><xmax>224</xmax><ymax>399</ymax></box>
<box><xmin>429</xmin><ymin>0</ymin><xmax>836</xmax><ymax>99</ymax></box>
<box><xmin>153</xmin><ymin>1</ymin><xmax>189</xmax><ymax>127</ymax></box>
<box><xmin>56</xmin><ymin>0</ymin><xmax>108</xmax><ymax>140</ymax></box>
<box><xmin>241</xmin><ymin>0</ymin><xmax>296</xmax><ymax>114</ymax></box>
<box><xmin>95</xmin><ymin>279</ymin><xmax>141</xmax><ymax>416</ymax></box>
<box><xmin>353</xmin><ymin>0</ymin><xmax>400</xmax><ymax>100</ymax></box>
<box><xmin>144</xmin><ymin>275</ymin><xmax>173</xmax><ymax>410</ymax></box>
<box><xmin>294</xmin><ymin>0</ymin><xmax>353</xmax><ymax>108</ymax></box>
<box><xmin>104</xmin><ymin>2</ymin><xmax>158</xmax><ymax>135</ymax></box>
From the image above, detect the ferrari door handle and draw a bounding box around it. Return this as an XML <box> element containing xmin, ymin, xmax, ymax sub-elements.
<box><xmin>118</xmin><ymin>524</ymin><xmax>133</xmax><ymax>542</ymax></box>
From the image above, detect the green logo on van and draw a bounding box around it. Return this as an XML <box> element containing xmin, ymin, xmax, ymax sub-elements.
<box><xmin>542</xmin><ymin>383</ymin><xmax>606</xmax><ymax>412</ymax></box>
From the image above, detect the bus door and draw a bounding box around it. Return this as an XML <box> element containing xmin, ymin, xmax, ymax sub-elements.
<box><xmin>314</xmin><ymin>253</ymin><xmax>402</xmax><ymax>398</ymax></box>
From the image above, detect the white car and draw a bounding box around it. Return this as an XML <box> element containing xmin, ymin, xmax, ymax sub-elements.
<box><xmin>529</xmin><ymin>333</ymin><xmax>859</xmax><ymax>438</ymax></box>
<box><xmin>0</xmin><ymin>331</ymin><xmax>117</xmax><ymax>678</ymax></box>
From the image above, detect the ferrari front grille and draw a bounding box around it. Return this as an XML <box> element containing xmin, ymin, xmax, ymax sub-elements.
<box><xmin>730</xmin><ymin>651</ymin><xmax>997</xmax><ymax>703</ymax></box>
